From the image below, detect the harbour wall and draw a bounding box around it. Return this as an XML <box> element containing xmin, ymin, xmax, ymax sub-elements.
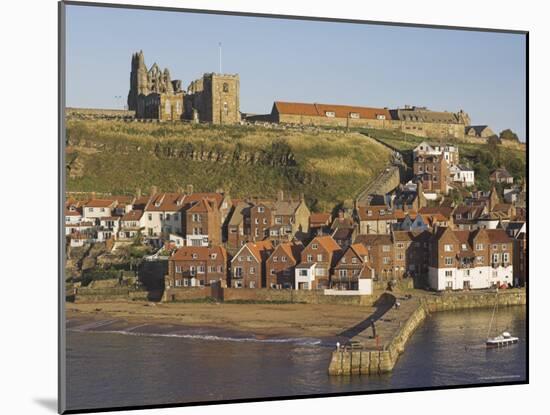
<box><xmin>328</xmin><ymin>290</ymin><xmax>526</xmax><ymax>376</ymax></box>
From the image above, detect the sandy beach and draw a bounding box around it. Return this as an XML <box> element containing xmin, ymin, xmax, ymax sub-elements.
<box><xmin>66</xmin><ymin>301</ymin><xmax>374</xmax><ymax>338</ymax></box>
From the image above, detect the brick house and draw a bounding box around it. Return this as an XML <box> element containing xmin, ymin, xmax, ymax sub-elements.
<box><xmin>392</xmin><ymin>230</ymin><xmax>431</xmax><ymax>283</ymax></box>
<box><xmin>295</xmin><ymin>236</ymin><xmax>342</xmax><ymax>290</ymax></box>
<box><xmin>230</xmin><ymin>240</ymin><xmax>274</xmax><ymax>288</ymax></box>
<box><xmin>184</xmin><ymin>198</ymin><xmax>222</xmax><ymax>247</ymax></box>
<box><xmin>354</xmin><ymin>234</ymin><xmax>394</xmax><ymax>281</ymax></box>
<box><xmin>167</xmin><ymin>245</ymin><xmax>228</xmax><ymax>288</ymax></box>
<box><xmin>227</xmin><ymin>201</ymin><xmax>252</xmax><ymax>250</ymax></box>
<box><xmin>452</xmin><ymin>205</ymin><xmax>486</xmax><ymax>230</ymax></box>
<box><xmin>332</xmin><ymin>243</ymin><xmax>372</xmax><ymax>290</ymax></box>
<box><xmin>265</xmin><ymin>241</ymin><xmax>304</xmax><ymax>289</ymax></box>
<box><xmin>413</xmin><ymin>154</ymin><xmax>449</xmax><ymax>194</ymax></box>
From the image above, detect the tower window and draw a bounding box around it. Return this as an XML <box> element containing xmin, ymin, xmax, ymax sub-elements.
<box><xmin>223</xmin><ymin>82</ymin><xmax>229</xmax><ymax>93</ymax></box>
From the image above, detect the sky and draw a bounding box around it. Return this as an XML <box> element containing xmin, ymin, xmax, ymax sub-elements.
<box><xmin>65</xmin><ymin>4</ymin><xmax>527</xmax><ymax>140</ymax></box>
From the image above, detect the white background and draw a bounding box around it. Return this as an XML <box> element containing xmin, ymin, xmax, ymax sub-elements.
<box><xmin>0</xmin><ymin>0</ymin><xmax>544</xmax><ymax>414</ymax></box>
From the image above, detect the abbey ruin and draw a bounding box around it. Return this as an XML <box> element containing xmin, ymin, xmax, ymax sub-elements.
<box><xmin>127</xmin><ymin>51</ymin><xmax>240</xmax><ymax>124</ymax></box>
<box><xmin>124</xmin><ymin>51</ymin><xmax>482</xmax><ymax>140</ymax></box>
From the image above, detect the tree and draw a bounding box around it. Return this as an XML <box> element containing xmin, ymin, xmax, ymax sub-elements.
<box><xmin>499</xmin><ymin>129</ymin><xmax>519</xmax><ymax>142</ymax></box>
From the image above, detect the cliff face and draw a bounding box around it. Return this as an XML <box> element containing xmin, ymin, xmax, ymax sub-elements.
<box><xmin>65</xmin><ymin>120</ymin><xmax>392</xmax><ymax>212</ymax></box>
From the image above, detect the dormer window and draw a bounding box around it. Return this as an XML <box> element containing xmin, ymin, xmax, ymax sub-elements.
<box><xmin>376</xmin><ymin>114</ymin><xmax>386</xmax><ymax>120</ymax></box>
<box><xmin>312</xmin><ymin>243</ymin><xmax>318</xmax><ymax>250</ymax></box>
<box><xmin>349</xmin><ymin>112</ymin><xmax>360</xmax><ymax>119</ymax></box>
<box><xmin>192</xmin><ymin>253</ymin><xmax>198</xmax><ymax>259</ymax></box>
<box><xmin>367</xmin><ymin>210</ymin><xmax>372</xmax><ymax>216</ymax></box>
<box><xmin>325</xmin><ymin>111</ymin><xmax>335</xmax><ymax>118</ymax></box>
<box><xmin>210</xmin><ymin>253</ymin><xmax>217</xmax><ymax>259</ymax></box>
<box><xmin>258</xmin><ymin>206</ymin><xmax>264</xmax><ymax>213</ymax></box>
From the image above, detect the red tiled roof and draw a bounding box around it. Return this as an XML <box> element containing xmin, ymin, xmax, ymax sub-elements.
<box><xmin>310</xmin><ymin>213</ymin><xmax>331</xmax><ymax>226</ymax></box>
<box><xmin>170</xmin><ymin>246</ymin><xmax>227</xmax><ymax>262</ymax></box>
<box><xmin>85</xmin><ymin>199</ymin><xmax>117</xmax><ymax>208</ymax></box>
<box><xmin>187</xmin><ymin>198</ymin><xmax>215</xmax><ymax>213</ymax></box>
<box><xmin>313</xmin><ymin>235</ymin><xmax>342</xmax><ymax>254</ymax></box>
<box><xmin>274</xmin><ymin>101</ymin><xmax>391</xmax><ymax>120</ymax></box>
<box><xmin>486</xmin><ymin>229</ymin><xmax>513</xmax><ymax>244</ymax></box>
<box><xmin>122</xmin><ymin>210</ymin><xmax>143</xmax><ymax>221</ymax></box>
<box><xmin>145</xmin><ymin>193</ymin><xmax>186</xmax><ymax>212</ymax></box>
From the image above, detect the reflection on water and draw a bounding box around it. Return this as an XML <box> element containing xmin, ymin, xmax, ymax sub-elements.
<box><xmin>66</xmin><ymin>306</ymin><xmax>526</xmax><ymax>411</ymax></box>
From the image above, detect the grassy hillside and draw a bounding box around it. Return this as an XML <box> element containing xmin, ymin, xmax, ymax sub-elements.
<box><xmin>361</xmin><ymin>128</ymin><xmax>527</xmax><ymax>191</ymax></box>
<box><xmin>66</xmin><ymin>120</ymin><xmax>393</xmax><ymax>212</ymax></box>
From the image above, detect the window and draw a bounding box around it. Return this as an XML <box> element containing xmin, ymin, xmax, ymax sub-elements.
<box><xmin>238</xmin><ymin>256</ymin><xmax>243</xmax><ymax>262</ymax></box>
<box><xmin>247</xmin><ymin>256</ymin><xmax>252</xmax><ymax>262</ymax></box>
<box><xmin>476</xmin><ymin>256</ymin><xmax>484</xmax><ymax>264</ymax></box>
<box><xmin>312</xmin><ymin>243</ymin><xmax>318</xmax><ymax>250</ymax></box>
<box><xmin>299</xmin><ymin>269</ymin><xmax>308</xmax><ymax>277</ymax></box>
<box><xmin>209</xmin><ymin>266</ymin><xmax>216</xmax><ymax>273</ymax></box>
<box><xmin>383</xmin><ymin>257</ymin><xmax>390</xmax><ymax>264</ymax></box>
<box><xmin>502</xmin><ymin>244</ymin><xmax>508</xmax><ymax>250</ymax></box>
<box><xmin>444</xmin><ymin>244</ymin><xmax>453</xmax><ymax>252</ymax></box>
<box><xmin>173</xmin><ymin>213</ymin><xmax>179</xmax><ymax>221</ymax></box>
<box><xmin>159</xmin><ymin>214</ymin><xmax>164</xmax><ymax>220</ymax></box>
<box><xmin>445</xmin><ymin>270</ymin><xmax>453</xmax><ymax>277</ymax></box>
<box><xmin>339</xmin><ymin>269</ymin><xmax>348</xmax><ymax>277</ymax></box>
<box><xmin>307</xmin><ymin>254</ymin><xmax>313</xmax><ymax>262</ymax></box>
<box><xmin>148</xmin><ymin>213</ymin><xmax>152</xmax><ymax>221</ymax></box>
<box><xmin>492</xmin><ymin>253</ymin><xmax>500</xmax><ymax>263</ymax></box>
<box><xmin>397</xmin><ymin>253</ymin><xmax>404</xmax><ymax>260</ymax></box>
<box><xmin>190</xmin><ymin>266</ymin><xmax>196</xmax><ymax>276</ymax></box>
<box><xmin>270</xmin><ymin>269</ymin><xmax>276</xmax><ymax>275</ymax></box>
<box><xmin>383</xmin><ymin>245</ymin><xmax>391</xmax><ymax>252</ymax></box>
<box><xmin>367</xmin><ymin>210</ymin><xmax>373</xmax><ymax>216</ymax></box>
<box><xmin>234</xmin><ymin>267</ymin><xmax>243</xmax><ymax>277</ymax></box>
<box><xmin>175</xmin><ymin>265</ymin><xmax>181</xmax><ymax>273</ymax></box>
<box><xmin>325</xmin><ymin>111</ymin><xmax>335</xmax><ymax>117</ymax></box>
<box><xmin>192</xmin><ymin>253</ymin><xmax>198</xmax><ymax>259</ymax></box>
<box><xmin>273</xmin><ymin>256</ymin><xmax>278</xmax><ymax>262</ymax></box>
<box><xmin>396</xmin><ymin>243</ymin><xmax>404</xmax><ymax>249</ymax></box>
<box><xmin>281</xmin><ymin>256</ymin><xmax>287</xmax><ymax>262</ymax></box>
<box><xmin>198</xmin><ymin>265</ymin><xmax>205</xmax><ymax>274</ymax></box>
<box><xmin>492</xmin><ymin>244</ymin><xmax>498</xmax><ymax>250</ymax></box>
<box><xmin>250</xmin><ymin>267</ymin><xmax>256</xmax><ymax>274</ymax></box>
<box><xmin>210</xmin><ymin>253</ymin><xmax>217</xmax><ymax>260</ymax></box>
<box><xmin>316</xmin><ymin>268</ymin><xmax>326</xmax><ymax>276</ymax></box>
<box><xmin>223</xmin><ymin>82</ymin><xmax>229</xmax><ymax>92</ymax></box>
<box><xmin>166</xmin><ymin>213</ymin><xmax>171</xmax><ymax>221</ymax></box>
<box><xmin>254</xmin><ymin>218</ymin><xmax>259</xmax><ymax>224</ymax></box>
<box><xmin>475</xmin><ymin>243</ymin><xmax>484</xmax><ymax>250</ymax></box>
<box><xmin>461</xmin><ymin>244</ymin><xmax>467</xmax><ymax>251</ymax></box>
<box><xmin>317</xmin><ymin>254</ymin><xmax>323</xmax><ymax>262</ymax></box>
<box><xmin>258</xmin><ymin>207</ymin><xmax>264</xmax><ymax>213</ymax></box>
<box><xmin>376</xmin><ymin>114</ymin><xmax>386</xmax><ymax>120</ymax></box>
<box><xmin>444</xmin><ymin>257</ymin><xmax>453</xmax><ymax>266</ymax></box>
<box><xmin>351</xmin><ymin>257</ymin><xmax>357</xmax><ymax>264</ymax></box>
<box><xmin>275</xmin><ymin>217</ymin><xmax>282</xmax><ymax>224</ymax></box>
<box><xmin>503</xmin><ymin>253</ymin><xmax>510</xmax><ymax>263</ymax></box>
<box><xmin>263</xmin><ymin>218</ymin><xmax>267</xmax><ymax>224</ymax></box>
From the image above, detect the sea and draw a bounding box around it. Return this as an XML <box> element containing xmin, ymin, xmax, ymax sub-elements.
<box><xmin>65</xmin><ymin>306</ymin><xmax>527</xmax><ymax>411</ymax></box>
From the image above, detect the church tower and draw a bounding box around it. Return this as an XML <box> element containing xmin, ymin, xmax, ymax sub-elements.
<box><xmin>127</xmin><ymin>50</ymin><xmax>148</xmax><ymax>111</ymax></box>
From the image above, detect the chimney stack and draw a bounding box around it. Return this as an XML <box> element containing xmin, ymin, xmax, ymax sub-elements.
<box><xmin>187</xmin><ymin>184</ymin><xmax>194</xmax><ymax>194</ymax></box>
<box><xmin>150</xmin><ymin>185</ymin><xmax>158</xmax><ymax>196</ymax></box>
<box><xmin>277</xmin><ymin>190</ymin><xmax>284</xmax><ymax>202</ymax></box>
<box><xmin>136</xmin><ymin>188</ymin><xmax>142</xmax><ymax>198</ymax></box>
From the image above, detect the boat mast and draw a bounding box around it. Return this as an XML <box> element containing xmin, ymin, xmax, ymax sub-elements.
<box><xmin>487</xmin><ymin>290</ymin><xmax>498</xmax><ymax>338</ymax></box>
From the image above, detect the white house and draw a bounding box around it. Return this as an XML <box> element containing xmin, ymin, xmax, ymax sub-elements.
<box><xmin>83</xmin><ymin>199</ymin><xmax>118</xmax><ymax>219</ymax></box>
<box><xmin>143</xmin><ymin>193</ymin><xmax>186</xmax><ymax>237</ymax></box>
<box><xmin>449</xmin><ymin>165</ymin><xmax>475</xmax><ymax>187</ymax></box>
<box><xmin>294</xmin><ymin>263</ymin><xmax>317</xmax><ymax>290</ymax></box>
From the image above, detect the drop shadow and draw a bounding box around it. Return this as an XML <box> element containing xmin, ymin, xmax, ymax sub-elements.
<box><xmin>34</xmin><ymin>398</ymin><xmax>57</xmax><ymax>413</ymax></box>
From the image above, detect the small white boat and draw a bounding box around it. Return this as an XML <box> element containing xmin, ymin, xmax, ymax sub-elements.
<box><xmin>485</xmin><ymin>290</ymin><xmax>519</xmax><ymax>349</ymax></box>
<box><xmin>486</xmin><ymin>331</ymin><xmax>519</xmax><ymax>348</ymax></box>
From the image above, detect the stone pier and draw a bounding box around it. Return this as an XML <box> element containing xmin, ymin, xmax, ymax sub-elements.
<box><xmin>328</xmin><ymin>289</ymin><xmax>526</xmax><ymax>376</ymax></box>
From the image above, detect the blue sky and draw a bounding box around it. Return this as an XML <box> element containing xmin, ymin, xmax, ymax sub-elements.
<box><xmin>66</xmin><ymin>4</ymin><xmax>527</xmax><ymax>140</ymax></box>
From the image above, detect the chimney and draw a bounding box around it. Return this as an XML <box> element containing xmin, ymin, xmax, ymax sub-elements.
<box><xmin>150</xmin><ymin>185</ymin><xmax>158</xmax><ymax>196</ymax></box>
<box><xmin>91</xmin><ymin>191</ymin><xmax>96</xmax><ymax>200</ymax></box>
<box><xmin>187</xmin><ymin>184</ymin><xmax>194</xmax><ymax>194</ymax></box>
<box><xmin>277</xmin><ymin>190</ymin><xmax>284</xmax><ymax>202</ymax></box>
<box><xmin>136</xmin><ymin>188</ymin><xmax>142</xmax><ymax>198</ymax></box>
<box><xmin>299</xmin><ymin>192</ymin><xmax>305</xmax><ymax>202</ymax></box>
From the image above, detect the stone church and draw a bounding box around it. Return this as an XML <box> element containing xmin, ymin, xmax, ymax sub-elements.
<box><xmin>127</xmin><ymin>51</ymin><xmax>240</xmax><ymax>124</ymax></box>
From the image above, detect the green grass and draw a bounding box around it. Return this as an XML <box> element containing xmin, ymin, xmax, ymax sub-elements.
<box><xmin>66</xmin><ymin>120</ymin><xmax>393</xmax><ymax>212</ymax></box>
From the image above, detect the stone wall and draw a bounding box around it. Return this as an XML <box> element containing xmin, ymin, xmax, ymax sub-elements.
<box><xmin>66</xmin><ymin>108</ymin><xmax>135</xmax><ymax>120</ymax></box>
<box><xmin>74</xmin><ymin>287</ymin><xmax>148</xmax><ymax>302</ymax></box>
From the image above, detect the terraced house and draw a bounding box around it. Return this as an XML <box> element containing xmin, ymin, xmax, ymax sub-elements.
<box><xmin>295</xmin><ymin>236</ymin><xmax>342</xmax><ymax>290</ymax></box>
<box><xmin>143</xmin><ymin>193</ymin><xmax>186</xmax><ymax>237</ymax></box>
<box><xmin>230</xmin><ymin>241</ymin><xmax>274</xmax><ymax>288</ymax></box>
<box><xmin>355</xmin><ymin>205</ymin><xmax>401</xmax><ymax>235</ymax></box>
<box><xmin>265</xmin><ymin>241</ymin><xmax>304</xmax><ymax>289</ymax></box>
<box><xmin>428</xmin><ymin>227</ymin><xmax>513</xmax><ymax>291</ymax></box>
<box><xmin>332</xmin><ymin>243</ymin><xmax>373</xmax><ymax>290</ymax></box>
<box><xmin>167</xmin><ymin>246</ymin><xmax>228</xmax><ymax>288</ymax></box>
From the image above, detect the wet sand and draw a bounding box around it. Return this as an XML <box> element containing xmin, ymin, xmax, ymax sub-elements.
<box><xmin>66</xmin><ymin>301</ymin><xmax>374</xmax><ymax>338</ymax></box>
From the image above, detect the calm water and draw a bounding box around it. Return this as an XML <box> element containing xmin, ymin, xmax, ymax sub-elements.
<box><xmin>66</xmin><ymin>307</ymin><xmax>526</xmax><ymax>411</ymax></box>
